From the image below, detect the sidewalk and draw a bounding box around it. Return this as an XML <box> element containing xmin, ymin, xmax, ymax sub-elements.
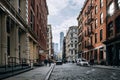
<box><xmin>92</xmin><ymin>65</ymin><xmax>120</xmax><ymax>70</ymax></box>
<box><xmin>3</xmin><ymin>64</ymin><xmax>55</xmax><ymax>80</ymax></box>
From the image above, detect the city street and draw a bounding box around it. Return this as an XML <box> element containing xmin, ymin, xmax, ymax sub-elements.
<box><xmin>49</xmin><ymin>63</ymin><xmax>120</xmax><ymax>80</ymax></box>
<box><xmin>3</xmin><ymin>63</ymin><xmax>120</xmax><ymax>80</ymax></box>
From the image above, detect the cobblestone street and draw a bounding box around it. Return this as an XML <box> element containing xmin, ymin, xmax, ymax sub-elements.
<box><xmin>49</xmin><ymin>63</ymin><xmax>120</xmax><ymax>80</ymax></box>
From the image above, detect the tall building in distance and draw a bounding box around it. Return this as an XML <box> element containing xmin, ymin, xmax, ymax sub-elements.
<box><xmin>60</xmin><ymin>32</ymin><xmax>64</xmax><ymax>51</ymax></box>
<box><xmin>52</xmin><ymin>43</ymin><xmax>58</xmax><ymax>60</ymax></box>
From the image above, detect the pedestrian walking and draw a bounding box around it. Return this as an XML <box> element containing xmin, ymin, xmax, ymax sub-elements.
<box><xmin>48</xmin><ymin>59</ymin><xmax>51</xmax><ymax>67</ymax></box>
<box><xmin>44</xmin><ymin>59</ymin><xmax>48</xmax><ymax>66</ymax></box>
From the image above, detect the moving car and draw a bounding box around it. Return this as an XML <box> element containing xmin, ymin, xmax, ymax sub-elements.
<box><xmin>76</xmin><ymin>58</ymin><xmax>90</xmax><ymax>66</ymax></box>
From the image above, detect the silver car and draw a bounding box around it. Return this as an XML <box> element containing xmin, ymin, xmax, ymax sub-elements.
<box><xmin>76</xmin><ymin>58</ymin><xmax>90</xmax><ymax>66</ymax></box>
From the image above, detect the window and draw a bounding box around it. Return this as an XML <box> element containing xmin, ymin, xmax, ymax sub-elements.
<box><xmin>100</xmin><ymin>12</ymin><xmax>103</xmax><ymax>24</ymax></box>
<box><xmin>18</xmin><ymin>0</ymin><xmax>21</xmax><ymax>13</ymax></box>
<box><xmin>85</xmin><ymin>30</ymin><xmax>86</xmax><ymax>36</ymax></box>
<box><xmin>71</xmin><ymin>44</ymin><xmax>73</xmax><ymax>47</ymax></box>
<box><xmin>71</xmin><ymin>50</ymin><xmax>73</xmax><ymax>55</ymax></box>
<box><xmin>118</xmin><ymin>0</ymin><xmax>120</xmax><ymax>8</ymax></box>
<box><xmin>95</xmin><ymin>19</ymin><xmax>98</xmax><ymax>28</ymax></box>
<box><xmin>7</xmin><ymin>18</ymin><xmax>11</xmax><ymax>34</ymax></box>
<box><xmin>100</xmin><ymin>29</ymin><xmax>103</xmax><ymax>41</ymax></box>
<box><xmin>71</xmin><ymin>33</ymin><xmax>73</xmax><ymax>38</ymax></box>
<box><xmin>108</xmin><ymin>22</ymin><xmax>114</xmax><ymax>37</ymax></box>
<box><xmin>100</xmin><ymin>0</ymin><xmax>103</xmax><ymax>8</ymax></box>
<box><xmin>95</xmin><ymin>33</ymin><xmax>97</xmax><ymax>43</ymax></box>
<box><xmin>115</xmin><ymin>16</ymin><xmax>120</xmax><ymax>34</ymax></box>
<box><xmin>75</xmin><ymin>44</ymin><xmax>77</xmax><ymax>48</ymax></box>
<box><xmin>75</xmin><ymin>50</ymin><xmax>77</xmax><ymax>54</ymax></box>
<box><xmin>108</xmin><ymin>2</ymin><xmax>115</xmax><ymax>16</ymax></box>
<box><xmin>18</xmin><ymin>0</ymin><xmax>21</xmax><ymax>7</ymax></box>
<box><xmin>7</xmin><ymin>36</ymin><xmax>10</xmax><ymax>56</ymax></box>
<box><xmin>91</xmin><ymin>0</ymin><xmax>93</xmax><ymax>4</ymax></box>
<box><xmin>30</xmin><ymin>11</ymin><xmax>34</xmax><ymax>30</ymax></box>
<box><xmin>95</xmin><ymin>5</ymin><xmax>98</xmax><ymax>14</ymax></box>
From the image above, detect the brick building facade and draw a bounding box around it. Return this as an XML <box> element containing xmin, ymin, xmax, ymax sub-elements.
<box><xmin>103</xmin><ymin>0</ymin><xmax>120</xmax><ymax>66</ymax></box>
<box><xmin>0</xmin><ymin>0</ymin><xmax>48</xmax><ymax>67</ymax></box>
<box><xmin>77</xmin><ymin>0</ymin><xmax>107</xmax><ymax>64</ymax></box>
<box><xmin>28</xmin><ymin>0</ymin><xmax>49</xmax><ymax>62</ymax></box>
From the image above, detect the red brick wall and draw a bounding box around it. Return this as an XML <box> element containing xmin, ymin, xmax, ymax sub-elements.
<box><xmin>78</xmin><ymin>0</ymin><xmax>107</xmax><ymax>64</ymax></box>
<box><xmin>28</xmin><ymin>0</ymin><xmax>48</xmax><ymax>50</ymax></box>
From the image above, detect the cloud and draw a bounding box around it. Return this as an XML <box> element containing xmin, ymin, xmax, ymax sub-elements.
<box><xmin>47</xmin><ymin>0</ymin><xmax>86</xmax><ymax>49</ymax></box>
<box><xmin>47</xmin><ymin>0</ymin><xmax>85</xmax><ymax>16</ymax></box>
<box><xmin>69</xmin><ymin>0</ymin><xmax>85</xmax><ymax>9</ymax></box>
<box><xmin>52</xmin><ymin>16</ymin><xmax>77</xmax><ymax>43</ymax></box>
<box><xmin>47</xmin><ymin>0</ymin><xmax>69</xmax><ymax>16</ymax></box>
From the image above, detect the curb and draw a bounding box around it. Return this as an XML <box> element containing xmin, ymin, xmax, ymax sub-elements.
<box><xmin>45</xmin><ymin>64</ymin><xmax>55</xmax><ymax>80</ymax></box>
<box><xmin>92</xmin><ymin>66</ymin><xmax>120</xmax><ymax>71</ymax></box>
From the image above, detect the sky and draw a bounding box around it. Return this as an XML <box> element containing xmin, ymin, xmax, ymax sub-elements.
<box><xmin>46</xmin><ymin>0</ymin><xmax>85</xmax><ymax>47</ymax></box>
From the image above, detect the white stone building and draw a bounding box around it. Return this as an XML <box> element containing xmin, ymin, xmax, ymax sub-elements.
<box><xmin>47</xmin><ymin>25</ymin><xmax>53</xmax><ymax>59</ymax></box>
<box><xmin>65</xmin><ymin>26</ymin><xmax>78</xmax><ymax>62</ymax></box>
<box><xmin>0</xmin><ymin>0</ymin><xmax>37</xmax><ymax>67</ymax></box>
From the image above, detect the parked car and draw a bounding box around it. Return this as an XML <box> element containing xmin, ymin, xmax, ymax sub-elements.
<box><xmin>76</xmin><ymin>58</ymin><xmax>90</xmax><ymax>66</ymax></box>
<box><xmin>56</xmin><ymin>61</ymin><xmax>63</xmax><ymax>65</ymax></box>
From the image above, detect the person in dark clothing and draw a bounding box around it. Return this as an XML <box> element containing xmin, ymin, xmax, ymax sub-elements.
<box><xmin>48</xmin><ymin>60</ymin><xmax>51</xmax><ymax>67</ymax></box>
<box><xmin>44</xmin><ymin>59</ymin><xmax>48</xmax><ymax>66</ymax></box>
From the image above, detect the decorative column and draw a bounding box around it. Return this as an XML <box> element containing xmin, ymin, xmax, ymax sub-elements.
<box><xmin>0</xmin><ymin>13</ymin><xmax>7</xmax><ymax>66</ymax></box>
<box><xmin>10</xmin><ymin>24</ymin><xmax>19</xmax><ymax>60</ymax></box>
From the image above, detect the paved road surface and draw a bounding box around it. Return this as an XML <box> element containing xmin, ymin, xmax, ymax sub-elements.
<box><xmin>49</xmin><ymin>63</ymin><xmax>120</xmax><ymax>80</ymax></box>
